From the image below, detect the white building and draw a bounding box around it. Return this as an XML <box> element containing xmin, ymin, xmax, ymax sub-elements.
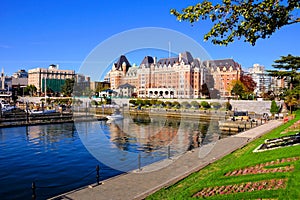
<box><xmin>248</xmin><ymin>64</ymin><xmax>271</xmax><ymax>96</ymax></box>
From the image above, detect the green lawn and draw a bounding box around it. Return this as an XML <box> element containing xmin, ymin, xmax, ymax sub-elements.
<box><xmin>147</xmin><ymin>111</ymin><xmax>300</xmax><ymax>200</ymax></box>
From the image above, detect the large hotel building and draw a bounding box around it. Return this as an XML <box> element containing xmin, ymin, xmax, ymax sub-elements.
<box><xmin>107</xmin><ymin>51</ymin><xmax>242</xmax><ymax>99</ymax></box>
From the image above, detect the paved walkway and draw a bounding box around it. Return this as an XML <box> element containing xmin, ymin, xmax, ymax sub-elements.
<box><xmin>51</xmin><ymin>120</ymin><xmax>283</xmax><ymax>200</ymax></box>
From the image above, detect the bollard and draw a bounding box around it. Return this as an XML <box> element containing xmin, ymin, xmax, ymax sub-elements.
<box><xmin>138</xmin><ymin>154</ymin><xmax>141</xmax><ymax>170</ymax></box>
<box><xmin>32</xmin><ymin>181</ymin><xmax>36</xmax><ymax>200</ymax></box>
<box><xmin>96</xmin><ymin>165</ymin><xmax>100</xmax><ymax>185</ymax></box>
<box><xmin>244</xmin><ymin>123</ymin><xmax>246</xmax><ymax>131</ymax></box>
<box><xmin>168</xmin><ymin>145</ymin><xmax>171</xmax><ymax>159</ymax></box>
<box><xmin>250</xmin><ymin>121</ymin><xmax>252</xmax><ymax>128</ymax></box>
<box><xmin>229</xmin><ymin>128</ymin><xmax>231</xmax><ymax>135</ymax></box>
<box><xmin>261</xmin><ymin>118</ymin><xmax>262</xmax><ymax>125</ymax></box>
<box><xmin>238</xmin><ymin>126</ymin><xmax>240</xmax><ymax>133</ymax></box>
<box><xmin>256</xmin><ymin>120</ymin><xmax>258</xmax><ymax>126</ymax></box>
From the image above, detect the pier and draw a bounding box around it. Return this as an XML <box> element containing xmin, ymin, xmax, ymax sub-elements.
<box><xmin>50</xmin><ymin>120</ymin><xmax>283</xmax><ymax>200</ymax></box>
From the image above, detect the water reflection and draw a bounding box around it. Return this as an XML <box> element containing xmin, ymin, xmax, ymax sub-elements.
<box><xmin>106</xmin><ymin>113</ymin><xmax>215</xmax><ymax>156</ymax></box>
<box><xmin>26</xmin><ymin>123</ymin><xmax>76</xmax><ymax>145</ymax></box>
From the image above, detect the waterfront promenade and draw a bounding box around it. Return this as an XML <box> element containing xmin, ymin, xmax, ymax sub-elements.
<box><xmin>51</xmin><ymin>120</ymin><xmax>282</xmax><ymax>200</ymax></box>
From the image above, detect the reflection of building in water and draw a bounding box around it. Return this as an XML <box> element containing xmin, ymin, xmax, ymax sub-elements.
<box><xmin>107</xmin><ymin>115</ymin><xmax>210</xmax><ymax>154</ymax></box>
<box><xmin>27</xmin><ymin>123</ymin><xmax>75</xmax><ymax>144</ymax></box>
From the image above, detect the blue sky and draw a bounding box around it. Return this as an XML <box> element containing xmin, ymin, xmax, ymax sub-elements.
<box><xmin>1</xmin><ymin>0</ymin><xmax>299</xmax><ymax>79</ymax></box>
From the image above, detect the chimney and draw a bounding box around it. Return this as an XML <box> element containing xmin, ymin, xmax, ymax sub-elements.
<box><xmin>153</xmin><ymin>57</ymin><xmax>157</xmax><ymax>65</ymax></box>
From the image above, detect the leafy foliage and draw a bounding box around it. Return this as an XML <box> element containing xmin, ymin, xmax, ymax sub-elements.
<box><xmin>231</xmin><ymin>81</ymin><xmax>245</xmax><ymax>98</ymax></box>
<box><xmin>24</xmin><ymin>84</ymin><xmax>37</xmax><ymax>96</ymax></box>
<box><xmin>267</xmin><ymin>54</ymin><xmax>300</xmax><ymax>111</ymax></box>
<box><xmin>171</xmin><ymin>0</ymin><xmax>300</xmax><ymax>45</ymax></box>
<box><xmin>268</xmin><ymin>54</ymin><xmax>300</xmax><ymax>90</ymax></box>
<box><xmin>181</xmin><ymin>101</ymin><xmax>191</xmax><ymax>109</ymax></box>
<box><xmin>210</xmin><ymin>102</ymin><xmax>222</xmax><ymax>109</ymax></box>
<box><xmin>190</xmin><ymin>101</ymin><xmax>200</xmax><ymax>108</ymax></box>
<box><xmin>270</xmin><ymin>100</ymin><xmax>279</xmax><ymax>114</ymax></box>
<box><xmin>200</xmin><ymin>101</ymin><xmax>210</xmax><ymax>109</ymax></box>
<box><xmin>240</xmin><ymin>74</ymin><xmax>257</xmax><ymax>93</ymax></box>
<box><xmin>61</xmin><ymin>78</ymin><xmax>75</xmax><ymax>97</ymax></box>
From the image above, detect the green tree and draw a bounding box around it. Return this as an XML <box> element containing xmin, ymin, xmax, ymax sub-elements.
<box><xmin>95</xmin><ymin>83</ymin><xmax>110</xmax><ymax>92</ymax></box>
<box><xmin>231</xmin><ymin>81</ymin><xmax>245</xmax><ymax>99</ymax></box>
<box><xmin>171</xmin><ymin>0</ymin><xmax>300</xmax><ymax>46</ymax></box>
<box><xmin>24</xmin><ymin>85</ymin><xmax>37</xmax><ymax>96</ymax></box>
<box><xmin>270</xmin><ymin>100</ymin><xmax>279</xmax><ymax>115</ymax></box>
<box><xmin>61</xmin><ymin>78</ymin><xmax>75</xmax><ymax>97</ymax></box>
<box><xmin>285</xmin><ymin>91</ymin><xmax>299</xmax><ymax>114</ymax></box>
<box><xmin>268</xmin><ymin>54</ymin><xmax>300</xmax><ymax>90</ymax></box>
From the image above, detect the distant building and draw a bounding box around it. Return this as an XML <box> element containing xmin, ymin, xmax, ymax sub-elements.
<box><xmin>248</xmin><ymin>64</ymin><xmax>271</xmax><ymax>96</ymax></box>
<box><xmin>75</xmin><ymin>73</ymin><xmax>90</xmax><ymax>91</ymax></box>
<box><xmin>115</xmin><ymin>83</ymin><xmax>136</xmax><ymax>98</ymax></box>
<box><xmin>11</xmin><ymin>69</ymin><xmax>28</xmax><ymax>92</ymax></box>
<box><xmin>13</xmin><ymin>69</ymin><xmax>28</xmax><ymax>78</ymax></box>
<box><xmin>107</xmin><ymin>52</ymin><xmax>243</xmax><ymax>99</ymax></box>
<box><xmin>203</xmin><ymin>59</ymin><xmax>242</xmax><ymax>98</ymax></box>
<box><xmin>28</xmin><ymin>64</ymin><xmax>75</xmax><ymax>96</ymax></box>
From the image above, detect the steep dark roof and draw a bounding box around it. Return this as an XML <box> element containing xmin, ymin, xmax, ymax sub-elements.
<box><xmin>203</xmin><ymin>59</ymin><xmax>240</xmax><ymax>70</ymax></box>
<box><xmin>140</xmin><ymin>56</ymin><xmax>154</xmax><ymax>67</ymax></box>
<box><xmin>118</xmin><ymin>83</ymin><xmax>135</xmax><ymax>89</ymax></box>
<box><xmin>180</xmin><ymin>51</ymin><xmax>194</xmax><ymax>64</ymax></box>
<box><xmin>114</xmin><ymin>55</ymin><xmax>131</xmax><ymax>72</ymax></box>
<box><xmin>157</xmin><ymin>57</ymin><xmax>179</xmax><ymax>66</ymax></box>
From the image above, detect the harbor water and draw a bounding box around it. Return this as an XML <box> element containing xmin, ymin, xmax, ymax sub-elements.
<box><xmin>0</xmin><ymin>114</ymin><xmax>227</xmax><ymax>199</ymax></box>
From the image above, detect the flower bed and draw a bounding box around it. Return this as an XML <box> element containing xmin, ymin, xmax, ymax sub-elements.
<box><xmin>224</xmin><ymin>157</ymin><xmax>299</xmax><ymax>176</ymax></box>
<box><xmin>193</xmin><ymin>179</ymin><xmax>287</xmax><ymax>198</ymax></box>
<box><xmin>254</xmin><ymin>133</ymin><xmax>300</xmax><ymax>152</ymax></box>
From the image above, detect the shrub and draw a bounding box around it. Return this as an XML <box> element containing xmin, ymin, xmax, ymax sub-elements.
<box><xmin>190</xmin><ymin>101</ymin><xmax>200</xmax><ymax>109</ymax></box>
<box><xmin>129</xmin><ymin>99</ymin><xmax>136</xmax><ymax>105</ymax></box>
<box><xmin>270</xmin><ymin>100</ymin><xmax>279</xmax><ymax>115</ymax></box>
<box><xmin>136</xmin><ymin>98</ymin><xmax>145</xmax><ymax>106</ymax></box>
<box><xmin>200</xmin><ymin>101</ymin><xmax>210</xmax><ymax>109</ymax></box>
<box><xmin>210</xmin><ymin>102</ymin><xmax>221</xmax><ymax>109</ymax></box>
<box><xmin>172</xmin><ymin>101</ymin><xmax>180</xmax><ymax>109</ymax></box>
<box><xmin>181</xmin><ymin>101</ymin><xmax>191</xmax><ymax>109</ymax></box>
<box><xmin>91</xmin><ymin>100</ymin><xmax>98</xmax><ymax>106</ymax></box>
<box><xmin>224</xmin><ymin>102</ymin><xmax>232</xmax><ymax>111</ymax></box>
<box><xmin>144</xmin><ymin>99</ymin><xmax>151</xmax><ymax>106</ymax></box>
<box><xmin>165</xmin><ymin>101</ymin><xmax>172</xmax><ymax>108</ymax></box>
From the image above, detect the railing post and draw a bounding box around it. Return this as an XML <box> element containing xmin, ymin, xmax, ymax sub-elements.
<box><xmin>96</xmin><ymin>165</ymin><xmax>100</xmax><ymax>185</ymax></box>
<box><xmin>32</xmin><ymin>181</ymin><xmax>36</xmax><ymax>200</ymax></box>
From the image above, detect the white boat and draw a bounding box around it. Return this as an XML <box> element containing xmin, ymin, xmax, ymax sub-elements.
<box><xmin>106</xmin><ymin>113</ymin><xmax>123</xmax><ymax>120</ymax></box>
<box><xmin>28</xmin><ymin>109</ymin><xmax>56</xmax><ymax>115</ymax></box>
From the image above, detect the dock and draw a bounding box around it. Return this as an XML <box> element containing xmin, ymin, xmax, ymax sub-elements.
<box><xmin>50</xmin><ymin>120</ymin><xmax>283</xmax><ymax>200</ymax></box>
